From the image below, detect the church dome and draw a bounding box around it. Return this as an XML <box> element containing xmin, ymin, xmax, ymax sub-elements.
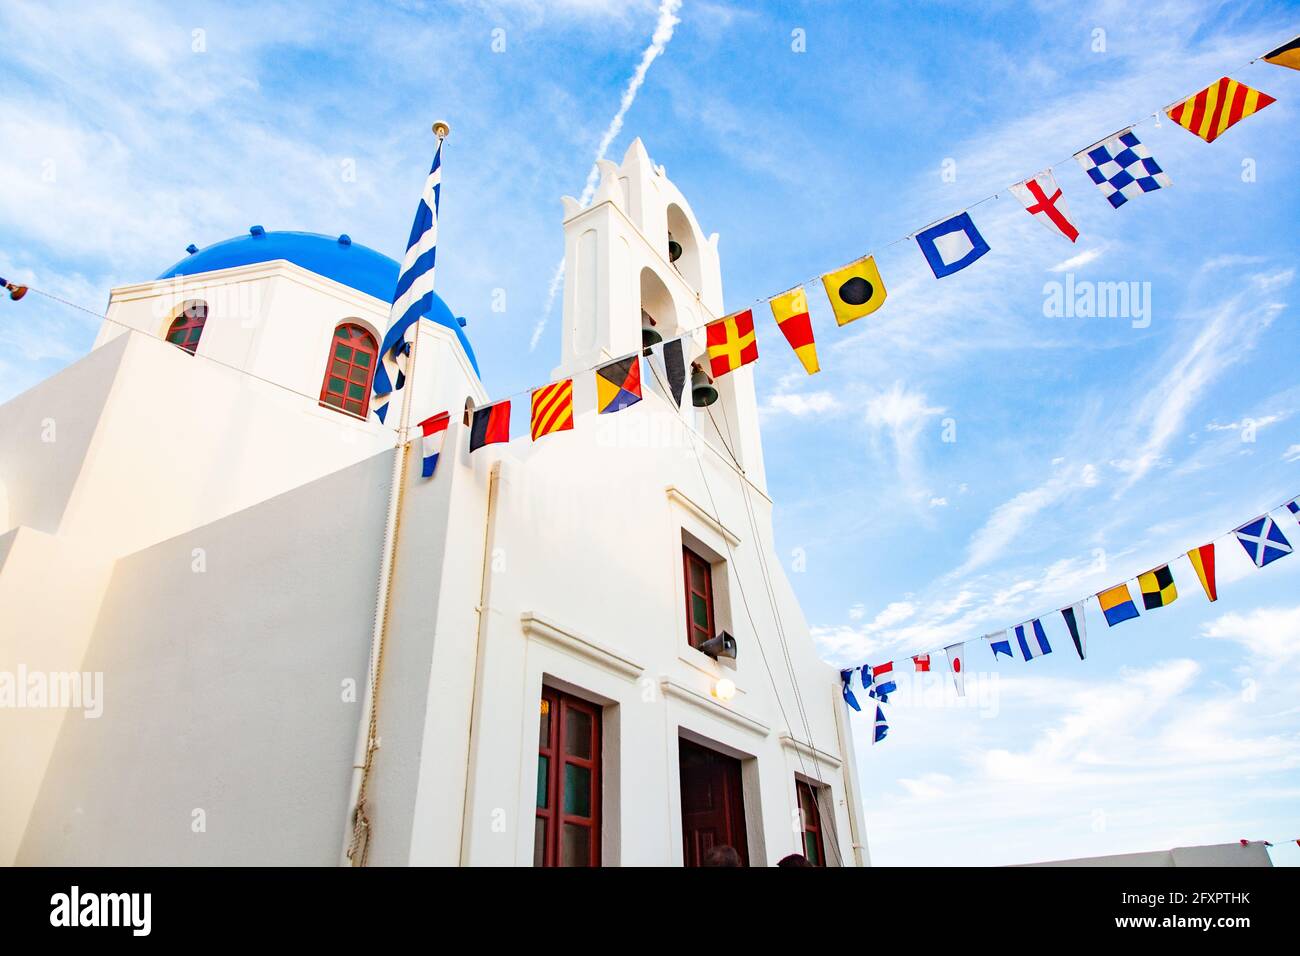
<box><xmin>158</xmin><ymin>228</ymin><xmax>478</xmax><ymax>375</ymax></box>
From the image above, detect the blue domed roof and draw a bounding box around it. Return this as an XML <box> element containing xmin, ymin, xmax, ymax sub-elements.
<box><xmin>158</xmin><ymin>228</ymin><xmax>478</xmax><ymax>375</ymax></box>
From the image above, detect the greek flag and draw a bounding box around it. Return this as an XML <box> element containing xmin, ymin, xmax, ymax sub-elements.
<box><xmin>373</xmin><ymin>141</ymin><xmax>443</xmax><ymax>424</ymax></box>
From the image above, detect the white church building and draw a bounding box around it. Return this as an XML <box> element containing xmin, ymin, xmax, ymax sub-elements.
<box><xmin>0</xmin><ymin>139</ymin><xmax>870</xmax><ymax>866</ymax></box>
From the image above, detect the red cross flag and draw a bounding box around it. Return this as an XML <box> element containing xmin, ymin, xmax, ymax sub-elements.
<box><xmin>1009</xmin><ymin>170</ymin><xmax>1079</xmax><ymax>243</ymax></box>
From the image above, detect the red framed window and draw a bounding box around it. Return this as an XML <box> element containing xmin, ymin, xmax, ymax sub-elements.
<box><xmin>165</xmin><ymin>301</ymin><xmax>207</xmax><ymax>354</ymax></box>
<box><xmin>683</xmin><ymin>545</ymin><xmax>715</xmax><ymax>650</ymax></box>
<box><xmin>320</xmin><ymin>323</ymin><xmax>378</xmax><ymax>418</ymax></box>
<box><xmin>796</xmin><ymin>780</ymin><xmax>827</xmax><ymax>867</ymax></box>
<box><xmin>535</xmin><ymin>687</ymin><xmax>601</xmax><ymax>867</ymax></box>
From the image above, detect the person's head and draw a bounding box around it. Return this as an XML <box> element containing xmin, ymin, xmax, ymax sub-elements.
<box><xmin>777</xmin><ymin>853</ymin><xmax>814</xmax><ymax>867</ymax></box>
<box><xmin>701</xmin><ymin>845</ymin><xmax>742</xmax><ymax>867</ymax></box>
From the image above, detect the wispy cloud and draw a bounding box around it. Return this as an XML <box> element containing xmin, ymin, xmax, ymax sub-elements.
<box><xmin>1113</xmin><ymin>268</ymin><xmax>1290</xmax><ymax>493</ymax></box>
<box><xmin>530</xmin><ymin>0</ymin><xmax>683</xmax><ymax>350</ymax></box>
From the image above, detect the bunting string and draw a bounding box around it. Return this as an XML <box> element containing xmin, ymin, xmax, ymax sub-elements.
<box><xmin>7</xmin><ymin>35</ymin><xmax>1297</xmax><ymax>438</ymax></box>
<box><xmin>841</xmin><ymin>491</ymin><xmax>1300</xmax><ymax>741</ymax></box>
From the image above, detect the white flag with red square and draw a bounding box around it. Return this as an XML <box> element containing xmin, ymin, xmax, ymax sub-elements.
<box><xmin>1009</xmin><ymin>170</ymin><xmax>1079</xmax><ymax>243</ymax></box>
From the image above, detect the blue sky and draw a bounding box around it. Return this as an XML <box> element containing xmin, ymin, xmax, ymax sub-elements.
<box><xmin>3</xmin><ymin>0</ymin><xmax>1299</xmax><ymax>866</ymax></box>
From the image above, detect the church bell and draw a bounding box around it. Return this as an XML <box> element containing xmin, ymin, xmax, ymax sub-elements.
<box><xmin>640</xmin><ymin>309</ymin><xmax>662</xmax><ymax>351</ymax></box>
<box><xmin>691</xmin><ymin>364</ymin><xmax>718</xmax><ymax>407</ymax></box>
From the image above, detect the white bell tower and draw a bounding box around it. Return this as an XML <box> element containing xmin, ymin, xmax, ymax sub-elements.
<box><xmin>557</xmin><ymin>138</ymin><xmax>767</xmax><ymax>487</ymax></box>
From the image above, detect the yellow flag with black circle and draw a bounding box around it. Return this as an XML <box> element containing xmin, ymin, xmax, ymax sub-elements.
<box><xmin>821</xmin><ymin>254</ymin><xmax>887</xmax><ymax>326</ymax></box>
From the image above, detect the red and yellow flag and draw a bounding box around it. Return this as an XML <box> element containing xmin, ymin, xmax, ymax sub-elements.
<box><xmin>705</xmin><ymin>309</ymin><xmax>758</xmax><ymax>379</ymax></box>
<box><xmin>1165</xmin><ymin>77</ymin><xmax>1275</xmax><ymax>143</ymax></box>
<box><xmin>769</xmin><ymin>287</ymin><xmax>819</xmax><ymax>375</ymax></box>
<box><xmin>530</xmin><ymin>378</ymin><xmax>573</xmax><ymax>441</ymax></box>
<box><xmin>1186</xmin><ymin>543</ymin><xmax>1218</xmax><ymax>602</ymax></box>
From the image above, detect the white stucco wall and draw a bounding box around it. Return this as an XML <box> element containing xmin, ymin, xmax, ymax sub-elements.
<box><xmin>16</xmin><ymin>451</ymin><xmax>393</xmax><ymax>865</ymax></box>
<box><xmin>1024</xmin><ymin>842</ymin><xmax>1274</xmax><ymax>867</ymax></box>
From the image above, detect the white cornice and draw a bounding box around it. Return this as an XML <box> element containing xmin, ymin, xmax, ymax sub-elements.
<box><xmin>778</xmin><ymin>733</ymin><xmax>842</xmax><ymax>771</ymax></box>
<box><xmin>665</xmin><ymin>485</ymin><xmax>741</xmax><ymax>547</ymax></box>
<box><xmin>520</xmin><ymin>612</ymin><xmax>644</xmax><ymax>681</ymax></box>
<box><xmin>109</xmin><ymin>260</ymin><xmax>391</xmax><ymax>317</ymax></box>
<box><xmin>658</xmin><ymin>677</ymin><xmax>769</xmax><ymax>738</ymax></box>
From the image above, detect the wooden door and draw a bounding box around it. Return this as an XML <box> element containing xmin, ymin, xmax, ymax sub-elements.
<box><xmin>679</xmin><ymin>737</ymin><xmax>748</xmax><ymax>866</ymax></box>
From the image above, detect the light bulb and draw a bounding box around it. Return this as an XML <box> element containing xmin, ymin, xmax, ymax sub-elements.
<box><xmin>712</xmin><ymin>678</ymin><xmax>736</xmax><ymax>702</ymax></box>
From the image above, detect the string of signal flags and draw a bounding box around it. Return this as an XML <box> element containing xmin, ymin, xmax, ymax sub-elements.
<box><xmin>406</xmin><ymin>31</ymin><xmax>1300</xmax><ymax>472</ymax></box>
<box><xmin>843</xmin><ymin>495</ymin><xmax>1300</xmax><ymax>745</ymax></box>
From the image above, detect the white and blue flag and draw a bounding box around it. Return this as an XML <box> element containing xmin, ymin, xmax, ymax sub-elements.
<box><xmin>1014</xmin><ymin>618</ymin><xmax>1052</xmax><ymax>661</ymax></box>
<box><xmin>373</xmin><ymin>141</ymin><xmax>443</xmax><ymax>424</ymax></box>
<box><xmin>840</xmin><ymin>669</ymin><xmax>861</xmax><ymax>712</ymax></box>
<box><xmin>1235</xmin><ymin>515</ymin><xmax>1292</xmax><ymax>568</ymax></box>
<box><xmin>873</xmin><ymin>705</ymin><xmax>889</xmax><ymax>744</ymax></box>
<box><xmin>915</xmin><ymin>211</ymin><xmax>990</xmax><ymax>279</ymax></box>
<box><xmin>986</xmin><ymin>629</ymin><xmax>1014</xmax><ymax>661</ymax></box>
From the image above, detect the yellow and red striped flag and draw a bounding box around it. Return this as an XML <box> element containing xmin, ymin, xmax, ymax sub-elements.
<box><xmin>1186</xmin><ymin>543</ymin><xmax>1218</xmax><ymax>602</ymax></box>
<box><xmin>1165</xmin><ymin>77</ymin><xmax>1275</xmax><ymax>143</ymax></box>
<box><xmin>769</xmin><ymin>287</ymin><xmax>819</xmax><ymax>375</ymax></box>
<box><xmin>530</xmin><ymin>378</ymin><xmax>573</xmax><ymax>441</ymax></box>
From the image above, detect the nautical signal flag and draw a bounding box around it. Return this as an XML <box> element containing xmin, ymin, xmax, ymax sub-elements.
<box><xmin>1263</xmin><ymin>34</ymin><xmax>1300</xmax><ymax>71</ymax></box>
<box><xmin>915</xmin><ymin>211</ymin><xmax>990</xmax><ymax>279</ymax></box>
<box><xmin>1165</xmin><ymin>77</ymin><xmax>1275</xmax><ymax>144</ymax></box>
<box><xmin>418</xmin><ymin>410</ymin><xmax>450</xmax><ymax>479</ymax></box>
<box><xmin>705</xmin><ymin>310</ymin><xmax>758</xmax><ymax>378</ymax></box>
<box><xmin>911</xmin><ymin>654</ymin><xmax>931</xmax><ymax>672</ymax></box>
<box><xmin>647</xmin><ymin>336</ymin><xmax>687</xmax><ymax>408</ymax></box>
<box><xmin>769</xmin><ymin>287</ymin><xmax>819</xmax><ymax>375</ymax></box>
<box><xmin>944</xmin><ymin>643</ymin><xmax>965</xmax><ymax>696</ymax></box>
<box><xmin>1075</xmin><ymin>129</ymin><xmax>1171</xmax><ymax>209</ymax></box>
<box><xmin>873</xmin><ymin>705</ymin><xmax>888</xmax><ymax>744</ymax></box>
<box><xmin>1060</xmin><ymin>602</ymin><xmax>1087</xmax><ymax>660</ymax></box>
<box><xmin>1235</xmin><ymin>515</ymin><xmax>1292</xmax><ymax>567</ymax></box>
<box><xmin>469</xmin><ymin>400</ymin><xmax>510</xmax><ymax>451</ymax></box>
<box><xmin>1187</xmin><ymin>543</ymin><xmax>1218</xmax><ymax>602</ymax></box>
<box><xmin>840</xmin><ymin>669</ymin><xmax>861</xmax><ymax>712</ymax></box>
<box><xmin>1138</xmin><ymin>564</ymin><xmax>1178</xmax><ymax>610</ymax></box>
<box><xmin>596</xmin><ymin>354</ymin><xmax>642</xmax><ymax>414</ymax></box>
<box><xmin>1097</xmin><ymin>582</ymin><xmax>1140</xmax><ymax>627</ymax></box>
<box><xmin>1014</xmin><ymin>619</ymin><xmax>1052</xmax><ymax>661</ymax></box>
<box><xmin>530</xmin><ymin>379</ymin><xmax>573</xmax><ymax>441</ymax></box>
<box><xmin>986</xmin><ymin>630</ymin><xmax>1014</xmax><ymax>660</ymax></box>
<box><xmin>820</xmin><ymin>254</ymin><xmax>887</xmax><ymax>326</ymax></box>
<box><xmin>1009</xmin><ymin>170</ymin><xmax>1079</xmax><ymax>243</ymax></box>
<box><xmin>866</xmin><ymin>661</ymin><xmax>897</xmax><ymax>703</ymax></box>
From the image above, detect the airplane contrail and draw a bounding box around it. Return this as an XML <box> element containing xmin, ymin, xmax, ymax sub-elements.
<box><xmin>530</xmin><ymin>0</ymin><xmax>683</xmax><ymax>351</ymax></box>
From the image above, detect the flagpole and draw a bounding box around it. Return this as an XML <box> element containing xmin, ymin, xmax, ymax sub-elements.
<box><xmin>341</xmin><ymin>122</ymin><xmax>448</xmax><ymax>867</ymax></box>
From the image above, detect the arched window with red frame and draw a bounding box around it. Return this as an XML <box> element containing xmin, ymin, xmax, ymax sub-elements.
<box><xmin>165</xmin><ymin>301</ymin><xmax>207</xmax><ymax>354</ymax></box>
<box><xmin>320</xmin><ymin>323</ymin><xmax>378</xmax><ymax>418</ymax></box>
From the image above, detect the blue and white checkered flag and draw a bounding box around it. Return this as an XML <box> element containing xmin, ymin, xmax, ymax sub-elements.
<box><xmin>1074</xmin><ymin>129</ymin><xmax>1171</xmax><ymax>209</ymax></box>
<box><xmin>373</xmin><ymin>140</ymin><xmax>443</xmax><ymax>424</ymax></box>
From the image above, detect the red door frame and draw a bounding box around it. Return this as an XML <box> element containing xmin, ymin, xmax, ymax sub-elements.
<box><xmin>796</xmin><ymin>779</ymin><xmax>828</xmax><ymax>866</ymax></box>
<box><xmin>682</xmin><ymin>545</ymin><xmax>715</xmax><ymax>650</ymax></box>
<box><xmin>678</xmin><ymin>737</ymin><xmax>749</xmax><ymax>866</ymax></box>
<box><xmin>535</xmin><ymin>687</ymin><xmax>602</xmax><ymax>866</ymax></box>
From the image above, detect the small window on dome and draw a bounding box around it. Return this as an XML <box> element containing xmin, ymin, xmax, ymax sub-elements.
<box><xmin>320</xmin><ymin>322</ymin><xmax>378</xmax><ymax>418</ymax></box>
<box><xmin>164</xmin><ymin>301</ymin><xmax>207</xmax><ymax>354</ymax></box>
